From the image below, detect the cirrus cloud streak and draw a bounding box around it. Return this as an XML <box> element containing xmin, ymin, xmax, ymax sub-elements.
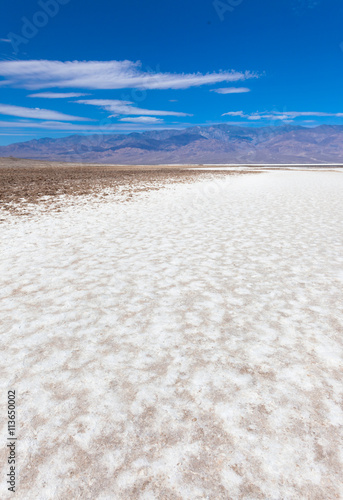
<box><xmin>119</xmin><ymin>116</ymin><xmax>164</xmax><ymax>123</ymax></box>
<box><xmin>0</xmin><ymin>60</ymin><xmax>258</xmax><ymax>90</ymax></box>
<box><xmin>77</xmin><ymin>99</ymin><xmax>192</xmax><ymax>117</ymax></box>
<box><xmin>222</xmin><ymin>110</ymin><xmax>343</xmax><ymax>120</ymax></box>
<box><xmin>0</xmin><ymin>120</ymin><xmax>180</xmax><ymax>132</ymax></box>
<box><xmin>211</xmin><ymin>87</ymin><xmax>251</xmax><ymax>94</ymax></box>
<box><xmin>28</xmin><ymin>92</ymin><xmax>90</xmax><ymax>99</ymax></box>
<box><xmin>0</xmin><ymin>103</ymin><xmax>90</xmax><ymax>121</ymax></box>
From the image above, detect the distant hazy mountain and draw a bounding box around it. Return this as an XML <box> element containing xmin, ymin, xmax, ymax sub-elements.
<box><xmin>1</xmin><ymin>124</ymin><xmax>343</xmax><ymax>164</ymax></box>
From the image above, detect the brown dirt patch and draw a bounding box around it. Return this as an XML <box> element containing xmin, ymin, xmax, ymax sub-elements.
<box><xmin>0</xmin><ymin>157</ymin><xmax>257</xmax><ymax>217</ymax></box>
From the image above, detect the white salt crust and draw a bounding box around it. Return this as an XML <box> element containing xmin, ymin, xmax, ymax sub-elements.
<box><xmin>0</xmin><ymin>170</ymin><xmax>343</xmax><ymax>499</ymax></box>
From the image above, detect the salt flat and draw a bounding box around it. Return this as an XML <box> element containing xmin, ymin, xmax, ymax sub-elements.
<box><xmin>1</xmin><ymin>170</ymin><xmax>343</xmax><ymax>499</ymax></box>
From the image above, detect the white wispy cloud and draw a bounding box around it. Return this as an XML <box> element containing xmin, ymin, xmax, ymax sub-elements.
<box><xmin>284</xmin><ymin>111</ymin><xmax>343</xmax><ymax>117</ymax></box>
<box><xmin>0</xmin><ymin>103</ymin><xmax>90</xmax><ymax>121</ymax></box>
<box><xmin>77</xmin><ymin>99</ymin><xmax>192</xmax><ymax>117</ymax></box>
<box><xmin>119</xmin><ymin>116</ymin><xmax>164</xmax><ymax>123</ymax></box>
<box><xmin>0</xmin><ymin>120</ymin><xmax>96</xmax><ymax>131</ymax></box>
<box><xmin>0</xmin><ymin>38</ymin><xmax>11</xmax><ymax>43</ymax></box>
<box><xmin>211</xmin><ymin>87</ymin><xmax>251</xmax><ymax>94</ymax></box>
<box><xmin>0</xmin><ymin>120</ymin><xmax>180</xmax><ymax>132</ymax></box>
<box><xmin>0</xmin><ymin>60</ymin><xmax>258</xmax><ymax>90</ymax></box>
<box><xmin>222</xmin><ymin>110</ymin><xmax>343</xmax><ymax>120</ymax></box>
<box><xmin>28</xmin><ymin>92</ymin><xmax>90</xmax><ymax>99</ymax></box>
<box><xmin>222</xmin><ymin>111</ymin><xmax>246</xmax><ymax>117</ymax></box>
<box><xmin>0</xmin><ymin>133</ymin><xmax>38</xmax><ymax>136</ymax></box>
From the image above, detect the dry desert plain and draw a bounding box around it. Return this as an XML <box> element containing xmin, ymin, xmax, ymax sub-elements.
<box><xmin>1</xmin><ymin>159</ymin><xmax>343</xmax><ymax>499</ymax></box>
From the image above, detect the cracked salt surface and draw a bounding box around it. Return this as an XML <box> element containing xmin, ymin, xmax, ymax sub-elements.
<box><xmin>1</xmin><ymin>171</ymin><xmax>343</xmax><ymax>499</ymax></box>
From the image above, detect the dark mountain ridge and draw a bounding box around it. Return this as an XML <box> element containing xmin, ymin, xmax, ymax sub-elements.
<box><xmin>1</xmin><ymin>124</ymin><xmax>343</xmax><ymax>164</ymax></box>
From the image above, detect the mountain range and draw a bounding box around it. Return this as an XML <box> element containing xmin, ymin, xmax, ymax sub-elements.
<box><xmin>1</xmin><ymin>124</ymin><xmax>343</xmax><ymax>164</ymax></box>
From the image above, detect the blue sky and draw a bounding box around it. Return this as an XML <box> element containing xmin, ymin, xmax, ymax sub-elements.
<box><xmin>0</xmin><ymin>0</ymin><xmax>343</xmax><ymax>145</ymax></box>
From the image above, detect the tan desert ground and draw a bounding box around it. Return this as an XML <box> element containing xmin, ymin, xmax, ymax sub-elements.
<box><xmin>1</xmin><ymin>159</ymin><xmax>343</xmax><ymax>499</ymax></box>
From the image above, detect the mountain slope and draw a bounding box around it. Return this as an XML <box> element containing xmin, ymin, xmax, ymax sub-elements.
<box><xmin>1</xmin><ymin>124</ymin><xmax>343</xmax><ymax>164</ymax></box>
